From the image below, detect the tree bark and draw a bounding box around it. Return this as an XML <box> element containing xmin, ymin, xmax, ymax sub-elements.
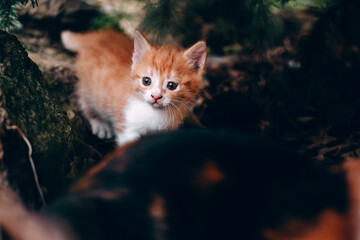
<box><xmin>0</xmin><ymin>30</ymin><xmax>76</xmax><ymax>206</ymax></box>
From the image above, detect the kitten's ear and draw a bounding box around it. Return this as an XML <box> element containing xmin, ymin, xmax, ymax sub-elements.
<box><xmin>132</xmin><ymin>29</ymin><xmax>151</xmax><ymax>67</ymax></box>
<box><xmin>184</xmin><ymin>41</ymin><xmax>207</xmax><ymax>73</ymax></box>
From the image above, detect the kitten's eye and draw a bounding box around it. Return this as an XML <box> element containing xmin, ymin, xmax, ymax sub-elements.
<box><xmin>142</xmin><ymin>77</ymin><xmax>152</xmax><ymax>86</ymax></box>
<box><xmin>167</xmin><ymin>81</ymin><xmax>178</xmax><ymax>91</ymax></box>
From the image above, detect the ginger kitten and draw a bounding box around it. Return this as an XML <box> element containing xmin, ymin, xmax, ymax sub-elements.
<box><xmin>61</xmin><ymin>30</ymin><xmax>206</xmax><ymax>145</ymax></box>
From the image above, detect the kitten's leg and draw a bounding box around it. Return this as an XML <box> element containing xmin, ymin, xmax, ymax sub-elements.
<box><xmin>89</xmin><ymin>119</ymin><xmax>113</xmax><ymax>139</ymax></box>
<box><xmin>78</xmin><ymin>96</ymin><xmax>113</xmax><ymax>139</ymax></box>
<box><xmin>115</xmin><ymin>130</ymin><xmax>140</xmax><ymax>146</ymax></box>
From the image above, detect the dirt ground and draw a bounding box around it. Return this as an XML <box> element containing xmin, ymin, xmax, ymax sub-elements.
<box><xmin>5</xmin><ymin>2</ymin><xmax>359</xmax><ymax>199</ymax></box>
<box><xmin>12</xmin><ymin>28</ymin><xmax>359</xmax><ymax>170</ymax></box>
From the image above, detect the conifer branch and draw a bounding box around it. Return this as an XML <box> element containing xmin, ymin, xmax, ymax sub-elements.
<box><xmin>138</xmin><ymin>0</ymin><xmax>183</xmax><ymax>43</ymax></box>
<box><xmin>136</xmin><ymin>0</ymin><xmax>297</xmax><ymax>53</ymax></box>
<box><xmin>0</xmin><ymin>0</ymin><xmax>38</xmax><ymax>31</ymax></box>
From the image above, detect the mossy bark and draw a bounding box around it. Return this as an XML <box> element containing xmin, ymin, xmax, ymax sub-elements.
<box><xmin>0</xmin><ymin>30</ymin><xmax>75</xmax><ymax>205</ymax></box>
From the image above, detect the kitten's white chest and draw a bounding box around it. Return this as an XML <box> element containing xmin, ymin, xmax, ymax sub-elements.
<box><xmin>115</xmin><ymin>97</ymin><xmax>178</xmax><ymax>145</ymax></box>
<box><xmin>125</xmin><ymin>97</ymin><xmax>172</xmax><ymax>132</ymax></box>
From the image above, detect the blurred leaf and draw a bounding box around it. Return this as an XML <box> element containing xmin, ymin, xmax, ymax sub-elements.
<box><xmin>223</xmin><ymin>43</ymin><xmax>243</xmax><ymax>55</ymax></box>
<box><xmin>90</xmin><ymin>11</ymin><xmax>129</xmax><ymax>31</ymax></box>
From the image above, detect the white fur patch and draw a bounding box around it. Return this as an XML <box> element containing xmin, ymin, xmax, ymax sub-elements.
<box><xmin>147</xmin><ymin>70</ymin><xmax>161</xmax><ymax>101</ymax></box>
<box><xmin>115</xmin><ymin>97</ymin><xmax>179</xmax><ymax>145</ymax></box>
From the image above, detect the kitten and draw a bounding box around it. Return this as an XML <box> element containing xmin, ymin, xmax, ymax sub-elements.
<box><xmin>0</xmin><ymin>130</ymin><xmax>351</xmax><ymax>240</ymax></box>
<box><xmin>61</xmin><ymin>30</ymin><xmax>206</xmax><ymax>145</ymax></box>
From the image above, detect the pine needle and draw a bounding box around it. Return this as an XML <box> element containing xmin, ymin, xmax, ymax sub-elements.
<box><xmin>0</xmin><ymin>0</ymin><xmax>37</xmax><ymax>30</ymax></box>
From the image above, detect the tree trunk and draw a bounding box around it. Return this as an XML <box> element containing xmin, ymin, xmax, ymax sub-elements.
<box><xmin>0</xmin><ymin>30</ymin><xmax>76</xmax><ymax>207</ymax></box>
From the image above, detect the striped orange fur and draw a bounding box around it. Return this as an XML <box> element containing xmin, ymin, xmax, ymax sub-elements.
<box><xmin>61</xmin><ymin>30</ymin><xmax>206</xmax><ymax>145</ymax></box>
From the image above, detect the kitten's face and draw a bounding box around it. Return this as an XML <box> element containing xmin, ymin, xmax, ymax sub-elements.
<box><xmin>134</xmin><ymin>66</ymin><xmax>182</xmax><ymax>108</ymax></box>
<box><xmin>131</xmin><ymin>31</ymin><xmax>206</xmax><ymax>111</ymax></box>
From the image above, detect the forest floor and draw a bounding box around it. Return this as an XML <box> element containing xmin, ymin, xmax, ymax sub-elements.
<box><xmin>10</xmin><ymin>5</ymin><xmax>360</xmax><ymax>181</ymax></box>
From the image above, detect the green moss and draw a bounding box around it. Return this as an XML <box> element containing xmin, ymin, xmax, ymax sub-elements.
<box><xmin>0</xmin><ymin>30</ymin><xmax>75</xmax><ymax>201</ymax></box>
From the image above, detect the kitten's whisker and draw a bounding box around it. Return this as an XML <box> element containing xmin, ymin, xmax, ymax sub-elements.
<box><xmin>171</xmin><ymin>100</ymin><xmax>191</xmax><ymax>114</ymax></box>
<box><xmin>167</xmin><ymin>104</ymin><xmax>175</xmax><ymax>125</ymax></box>
<box><xmin>167</xmin><ymin>104</ymin><xmax>177</xmax><ymax>126</ymax></box>
<box><xmin>169</xmin><ymin>102</ymin><xmax>185</xmax><ymax>121</ymax></box>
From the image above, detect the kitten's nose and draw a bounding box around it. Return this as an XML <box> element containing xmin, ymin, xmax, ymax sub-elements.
<box><xmin>151</xmin><ymin>94</ymin><xmax>163</xmax><ymax>102</ymax></box>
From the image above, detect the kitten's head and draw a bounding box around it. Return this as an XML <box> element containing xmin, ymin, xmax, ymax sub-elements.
<box><xmin>131</xmin><ymin>30</ymin><xmax>206</xmax><ymax>111</ymax></box>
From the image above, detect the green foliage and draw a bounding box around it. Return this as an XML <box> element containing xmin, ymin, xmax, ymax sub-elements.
<box><xmin>0</xmin><ymin>2</ymin><xmax>20</xmax><ymax>31</ymax></box>
<box><xmin>82</xmin><ymin>0</ymin><xmax>97</xmax><ymax>4</ymax></box>
<box><xmin>223</xmin><ymin>43</ymin><xmax>243</xmax><ymax>55</ymax></box>
<box><xmin>246</xmin><ymin>0</ymin><xmax>283</xmax><ymax>53</ymax></box>
<box><xmin>0</xmin><ymin>0</ymin><xmax>37</xmax><ymax>31</ymax></box>
<box><xmin>138</xmin><ymin>0</ymin><xmax>183</xmax><ymax>43</ymax></box>
<box><xmin>136</xmin><ymin>0</ymin><xmax>292</xmax><ymax>54</ymax></box>
<box><xmin>281</xmin><ymin>0</ymin><xmax>341</xmax><ymax>9</ymax></box>
<box><xmin>135</xmin><ymin>0</ymin><xmax>347</xmax><ymax>54</ymax></box>
<box><xmin>90</xmin><ymin>11</ymin><xmax>128</xmax><ymax>31</ymax></box>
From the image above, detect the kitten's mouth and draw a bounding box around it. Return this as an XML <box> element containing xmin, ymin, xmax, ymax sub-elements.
<box><xmin>150</xmin><ymin>101</ymin><xmax>166</xmax><ymax>109</ymax></box>
<box><xmin>152</xmin><ymin>102</ymin><xmax>163</xmax><ymax>108</ymax></box>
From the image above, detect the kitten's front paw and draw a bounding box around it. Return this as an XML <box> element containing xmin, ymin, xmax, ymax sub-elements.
<box><xmin>89</xmin><ymin>119</ymin><xmax>113</xmax><ymax>139</ymax></box>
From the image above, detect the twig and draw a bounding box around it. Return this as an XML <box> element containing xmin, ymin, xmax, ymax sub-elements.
<box><xmin>281</xmin><ymin>107</ymin><xmax>311</xmax><ymax>136</ymax></box>
<box><xmin>75</xmin><ymin>138</ymin><xmax>103</xmax><ymax>158</ymax></box>
<box><xmin>5</xmin><ymin>125</ymin><xmax>46</xmax><ymax>206</ymax></box>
